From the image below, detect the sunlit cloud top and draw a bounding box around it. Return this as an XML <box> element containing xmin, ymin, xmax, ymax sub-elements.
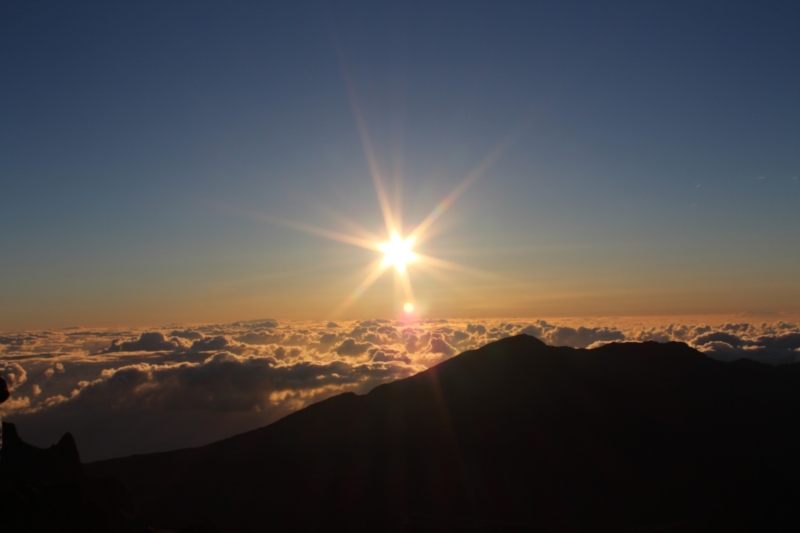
<box><xmin>3</xmin><ymin>316</ymin><xmax>800</xmax><ymax>460</ymax></box>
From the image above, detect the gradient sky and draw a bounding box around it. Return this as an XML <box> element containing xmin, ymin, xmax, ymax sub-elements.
<box><xmin>2</xmin><ymin>1</ymin><xmax>799</xmax><ymax>330</ymax></box>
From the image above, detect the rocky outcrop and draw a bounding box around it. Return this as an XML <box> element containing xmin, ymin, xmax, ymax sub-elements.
<box><xmin>0</xmin><ymin>422</ymin><xmax>82</xmax><ymax>488</ymax></box>
<box><xmin>0</xmin><ymin>422</ymin><xmax>149</xmax><ymax>532</ymax></box>
<box><xmin>0</xmin><ymin>376</ymin><xmax>9</xmax><ymax>404</ymax></box>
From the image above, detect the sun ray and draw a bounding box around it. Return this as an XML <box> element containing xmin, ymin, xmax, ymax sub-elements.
<box><xmin>271</xmin><ymin>216</ymin><xmax>382</xmax><ymax>251</ymax></box>
<box><xmin>415</xmin><ymin>253</ymin><xmax>504</xmax><ymax>281</ymax></box>
<box><xmin>396</xmin><ymin>267</ymin><xmax>415</xmax><ymax>303</ymax></box>
<box><xmin>334</xmin><ymin>39</ymin><xmax>399</xmax><ymax>236</ymax></box>
<box><xmin>392</xmin><ymin>266</ymin><xmax>402</xmax><ymax>309</ymax></box>
<box><xmin>208</xmin><ymin>202</ymin><xmax>380</xmax><ymax>251</ymax></box>
<box><xmin>219</xmin><ymin>39</ymin><xmax>539</xmax><ymax>318</ymax></box>
<box><xmin>411</xmin><ymin>262</ymin><xmax>455</xmax><ymax>285</ymax></box>
<box><xmin>329</xmin><ymin>259</ymin><xmax>391</xmax><ymax>318</ymax></box>
<box><xmin>299</xmin><ymin>199</ymin><xmax>386</xmax><ymax>244</ymax></box>
<box><xmin>409</xmin><ymin>115</ymin><xmax>537</xmax><ymax>245</ymax></box>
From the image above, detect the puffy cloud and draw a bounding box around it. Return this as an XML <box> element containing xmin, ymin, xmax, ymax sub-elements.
<box><xmin>403</xmin><ymin>332</ymin><xmax>421</xmax><ymax>353</ymax></box>
<box><xmin>230</xmin><ymin>319</ymin><xmax>278</xmax><ymax>329</ymax></box>
<box><xmin>466</xmin><ymin>324</ymin><xmax>486</xmax><ymax>335</ymax></box>
<box><xmin>451</xmin><ymin>330</ymin><xmax>468</xmax><ymax>341</ymax></box>
<box><xmin>77</xmin><ymin>352</ymin><xmax>354</xmax><ymax>412</ymax></box>
<box><xmin>692</xmin><ymin>331</ymin><xmax>745</xmax><ymax>348</ymax></box>
<box><xmin>7</xmin><ymin>348</ymin><xmax>417</xmax><ymax>459</ymax></box>
<box><xmin>234</xmin><ymin>331</ymin><xmax>283</xmax><ymax>345</ymax></box>
<box><xmin>547</xmin><ymin>326</ymin><xmax>625</xmax><ymax>349</ymax></box>
<box><xmin>429</xmin><ymin>336</ymin><xmax>455</xmax><ymax>357</ymax></box>
<box><xmin>43</xmin><ymin>363</ymin><xmax>65</xmax><ymax>378</ymax></box>
<box><xmin>104</xmin><ymin>332</ymin><xmax>185</xmax><ymax>353</ymax></box>
<box><xmin>698</xmin><ymin>342</ymin><xmax>800</xmax><ymax>365</ymax></box>
<box><xmin>252</xmin><ymin>319</ymin><xmax>279</xmax><ymax>328</ymax></box>
<box><xmin>190</xmin><ymin>335</ymin><xmax>244</xmax><ymax>353</ymax></box>
<box><xmin>318</xmin><ymin>332</ymin><xmax>339</xmax><ymax>346</ymax></box>
<box><xmin>370</xmin><ymin>347</ymin><xmax>412</xmax><ymax>364</ymax></box>
<box><xmin>0</xmin><ymin>395</ymin><xmax>31</xmax><ymax>417</ymax></box>
<box><xmin>268</xmin><ymin>345</ymin><xmax>298</xmax><ymax>361</ymax></box>
<box><xmin>2</xmin><ymin>362</ymin><xmax>27</xmax><ymax>390</ymax></box>
<box><xmin>753</xmin><ymin>332</ymin><xmax>800</xmax><ymax>351</ymax></box>
<box><xmin>688</xmin><ymin>329</ymin><xmax>800</xmax><ymax>365</ymax></box>
<box><xmin>169</xmin><ymin>329</ymin><xmax>204</xmax><ymax>340</ymax></box>
<box><xmin>334</xmin><ymin>338</ymin><xmax>373</xmax><ymax>357</ymax></box>
<box><xmin>2</xmin><ymin>317</ymin><xmax>800</xmax><ymax>461</ymax></box>
<box><xmin>0</xmin><ymin>334</ymin><xmax>39</xmax><ymax>348</ymax></box>
<box><xmin>518</xmin><ymin>324</ymin><xmax>544</xmax><ymax>338</ymax></box>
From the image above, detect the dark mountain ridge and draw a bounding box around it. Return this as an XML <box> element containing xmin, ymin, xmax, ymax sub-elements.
<box><xmin>0</xmin><ymin>401</ymin><xmax>147</xmax><ymax>532</ymax></box>
<box><xmin>82</xmin><ymin>335</ymin><xmax>800</xmax><ymax>531</ymax></box>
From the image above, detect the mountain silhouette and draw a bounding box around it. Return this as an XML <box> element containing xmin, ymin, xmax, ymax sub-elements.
<box><xmin>0</xmin><ymin>420</ymin><xmax>152</xmax><ymax>533</ymax></box>
<box><xmin>83</xmin><ymin>335</ymin><xmax>800</xmax><ymax>531</ymax></box>
<box><xmin>0</xmin><ymin>422</ymin><xmax>82</xmax><ymax>487</ymax></box>
<box><xmin>1</xmin><ymin>372</ymin><xmax>171</xmax><ymax>532</ymax></box>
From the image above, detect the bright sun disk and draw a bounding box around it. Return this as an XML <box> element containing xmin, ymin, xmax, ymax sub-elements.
<box><xmin>378</xmin><ymin>233</ymin><xmax>417</xmax><ymax>273</ymax></box>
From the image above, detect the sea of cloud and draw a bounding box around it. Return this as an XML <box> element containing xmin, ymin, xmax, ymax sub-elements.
<box><xmin>2</xmin><ymin>317</ymin><xmax>799</xmax><ymax>461</ymax></box>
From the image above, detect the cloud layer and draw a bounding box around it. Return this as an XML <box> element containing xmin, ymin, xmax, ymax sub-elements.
<box><xmin>2</xmin><ymin>317</ymin><xmax>799</xmax><ymax>461</ymax></box>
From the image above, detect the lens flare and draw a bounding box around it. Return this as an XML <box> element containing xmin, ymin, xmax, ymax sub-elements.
<box><xmin>227</xmin><ymin>54</ymin><xmax>530</xmax><ymax>319</ymax></box>
<box><xmin>245</xmin><ymin>64</ymin><xmax>526</xmax><ymax>319</ymax></box>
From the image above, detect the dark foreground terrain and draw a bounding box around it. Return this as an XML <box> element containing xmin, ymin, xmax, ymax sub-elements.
<box><xmin>8</xmin><ymin>335</ymin><xmax>800</xmax><ymax>531</ymax></box>
<box><xmin>0</xmin><ymin>417</ymin><xmax>148</xmax><ymax>532</ymax></box>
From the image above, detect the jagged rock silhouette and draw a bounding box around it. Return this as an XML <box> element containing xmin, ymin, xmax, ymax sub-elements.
<box><xmin>0</xmin><ymin>422</ymin><xmax>82</xmax><ymax>487</ymax></box>
<box><xmin>84</xmin><ymin>335</ymin><xmax>800</xmax><ymax>532</ymax></box>
<box><xmin>0</xmin><ymin>375</ymin><xmax>150</xmax><ymax>533</ymax></box>
<box><xmin>0</xmin><ymin>376</ymin><xmax>9</xmax><ymax>404</ymax></box>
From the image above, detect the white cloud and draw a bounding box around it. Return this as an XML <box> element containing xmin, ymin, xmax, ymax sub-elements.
<box><xmin>104</xmin><ymin>332</ymin><xmax>187</xmax><ymax>353</ymax></box>
<box><xmin>2</xmin><ymin>317</ymin><xmax>799</xmax><ymax>460</ymax></box>
<box><xmin>334</xmin><ymin>338</ymin><xmax>373</xmax><ymax>356</ymax></box>
<box><xmin>1</xmin><ymin>362</ymin><xmax>27</xmax><ymax>390</ymax></box>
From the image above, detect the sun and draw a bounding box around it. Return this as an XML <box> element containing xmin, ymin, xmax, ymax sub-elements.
<box><xmin>254</xmin><ymin>72</ymin><xmax>520</xmax><ymax>317</ymax></box>
<box><xmin>378</xmin><ymin>232</ymin><xmax>417</xmax><ymax>273</ymax></box>
<box><xmin>247</xmin><ymin>52</ymin><xmax>528</xmax><ymax>318</ymax></box>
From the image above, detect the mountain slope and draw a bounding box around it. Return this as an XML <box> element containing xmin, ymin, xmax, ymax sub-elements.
<box><xmin>84</xmin><ymin>335</ymin><xmax>800</xmax><ymax>531</ymax></box>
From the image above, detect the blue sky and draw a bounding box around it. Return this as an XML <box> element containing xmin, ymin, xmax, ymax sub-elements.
<box><xmin>2</xmin><ymin>1</ymin><xmax>798</xmax><ymax>328</ymax></box>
